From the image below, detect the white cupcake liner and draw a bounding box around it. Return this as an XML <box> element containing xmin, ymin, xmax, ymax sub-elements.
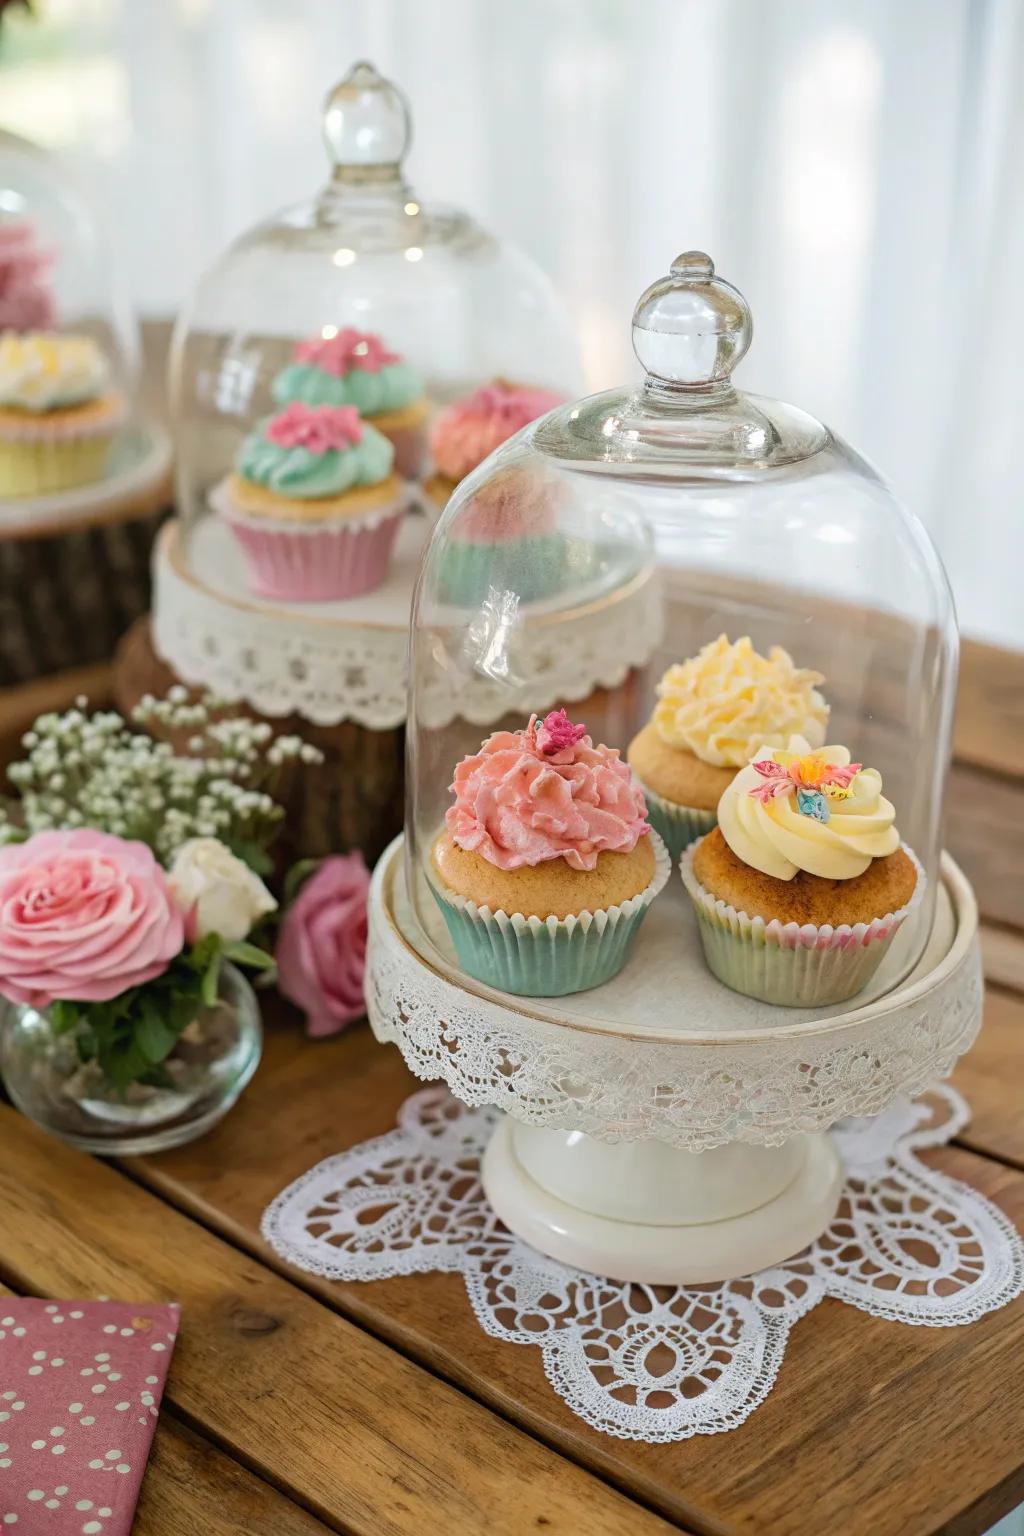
<box><xmin>679</xmin><ymin>836</ymin><xmax>925</xmax><ymax>1007</ymax></box>
<box><xmin>429</xmin><ymin>829</ymin><xmax>671</xmax><ymax>997</ymax></box>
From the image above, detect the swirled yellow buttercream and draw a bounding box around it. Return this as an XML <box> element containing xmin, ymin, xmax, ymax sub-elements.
<box><xmin>718</xmin><ymin>737</ymin><xmax>900</xmax><ymax>881</ymax></box>
<box><xmin>653</xmin><ymin>635</ymin><xmax>828</xmax><ymax>768</ymax></box>
<box><xmin>0</xmin><ymin>332</ymin><xmax>109</xmax><ymax>411</ymax></box>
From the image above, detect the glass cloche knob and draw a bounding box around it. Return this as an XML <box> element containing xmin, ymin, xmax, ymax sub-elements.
<box><xmin>632</xmin><ymin>251</ymin><xmax>752</xmax><ymax>391</ymax></box>
<box><xmin>322</xmin><ymin>60</ymin><xmax>411</xmax><ymax>178</ymax></box>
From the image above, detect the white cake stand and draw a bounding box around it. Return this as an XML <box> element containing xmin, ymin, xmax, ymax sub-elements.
<box><xmin>366</xmin><ymin>835</ymin><xmax>983</xmax><ymax>1284</ymax></box>
<box><xmin>152</xmin><ymin>517</ymin><xmax>662</xmax><ymax>729</ymax></box>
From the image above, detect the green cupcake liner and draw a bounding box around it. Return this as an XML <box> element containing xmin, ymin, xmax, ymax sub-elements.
<box><xmin>634</xmin><ymin>777</ymin><xmax>717</xmax><ymax>863</ymax></box>
<box><xmin>437</xmin><ymin>533</ymin><xmax>567</xmax><ymax>607</ymax></box>
<box><xmin>429</xmin><ymin>831</ymin><xmax>670</xmax><ymax>997</ymax></box>
<box><xmin>679</xmin><ymin>838</ymin><xmax>925</xmax><ymax>1008</ymax></box>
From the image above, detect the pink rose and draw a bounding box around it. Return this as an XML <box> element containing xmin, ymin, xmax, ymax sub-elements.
<box><xmin>295</xmin><ymin>328</ymin><xmax>400</xmax><ymax>376</ymax></box>
<box><xmin>275</xmin><ymin>853</ymin><xmax>370</xmax><ymax>1038</ymax></box>
<box><xmin>265</xmin><ymin>402</ymin><xmax>364</xmax><ymax>454</ymax></box>
<box><xmin>0</xmin><ymin>829</ymin><xmax>185</xmax><ymax>1010</ymax></box>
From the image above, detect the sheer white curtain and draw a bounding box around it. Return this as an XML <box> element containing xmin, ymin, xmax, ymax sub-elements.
<box><xmin>1</xmin><ymin>0</ymin><xmax>1022</xmax><ymax>645</ymax></box>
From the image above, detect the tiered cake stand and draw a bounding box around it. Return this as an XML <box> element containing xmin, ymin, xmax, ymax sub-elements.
<box><xmin>366</xmin><ymin>836</ymin><xmax>983</xmax><ymax>1283</ymax></box>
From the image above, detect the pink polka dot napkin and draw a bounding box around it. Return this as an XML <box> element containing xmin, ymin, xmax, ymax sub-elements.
<box><xmin>0</xmin><ymin>1300</ymin><xmax>179</xmax><ymax>1534</ymax></box>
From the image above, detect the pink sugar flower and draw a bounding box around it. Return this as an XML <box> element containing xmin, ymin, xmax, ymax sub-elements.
<box><xmin>294</xmin><ymin>327</ymin><xmax>400</xmax><ymax>377</ymax></box>
<box><xmin>0</xmin><ymin>829</ymin><xmax>185</xmax><ymax>1010</ymax></box>
<box><xmin>266</xmin><ymin>401</ymin><xmax>364</xmax><ymax>454</ymax></box>
<box><xmin>534</xmin><ymin>709</ymin><xmax>587</xmax><ymax>759</ymax></box>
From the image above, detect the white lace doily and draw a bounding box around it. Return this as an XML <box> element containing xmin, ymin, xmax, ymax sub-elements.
<box><xmin>152</xmin><ymin>518</ymin><xmax>662</xmax><ymax>729</ymax></box>
<box><xmin>262</xmin><ymin>1083</ymin><xmax>1024</xmax><ymax>1442</ymax></box>
<box><xmin>368</xmin><ymin>839</ymin><xmax>984</xmax><ymax>1151</ymax></box>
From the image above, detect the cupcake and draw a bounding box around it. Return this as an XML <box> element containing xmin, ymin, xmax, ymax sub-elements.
<box><xmin>272</xmin><ymin>328</ymin><xmax>427</xmax><ymax>478</ymax></box>
<box><xmin>0</xmin><ymin>332</ymin><xmax>126</xmax><ymax>497</ymax></box>
<box><xmin>423</xmin><ymin>380</ymin><xmax>564</xmax><ymax>515</ymax></box>
<box><xmin>215</xmin><ymin>401</ymin><xmax>405</xmax><ymax>602</ymax></box>
<box><xmin>428</xmin><ymin>709</ymin><xmax>669</xmax><ymax>996</ymax></box>
<box><xmin>627</xmin><ymin>635</ymin><xmax>829</xmax><ymax>860</ymax></box>
<box><xmin>680</xmin><ymin>738</ymin><xmax>922</xmax><ymax>1007</ymax></box>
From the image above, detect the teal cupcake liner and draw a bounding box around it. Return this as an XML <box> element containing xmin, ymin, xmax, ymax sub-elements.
<box><xmin>633</xmin><ymin>776</ymin><xmax>717</xmax><ymax>863</ymax></box>
<box><xmin>679</xmin><ymin>838</ymin><xmax>925</xmax><ymax>1008</ymax></box>
<box><xmin>429</xmin><ymin>831</ymin><xmax>670</xmax><ymax>997</ymax></box>
<box><xmin>437</xmin><ymin>533</ymin><xmax>567</xmax><ymax>607</ymax></box>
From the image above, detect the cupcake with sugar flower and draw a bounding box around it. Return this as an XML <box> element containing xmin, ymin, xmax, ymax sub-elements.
<box><xmin>680</xmin><ymin>738</ymin><xmax>922</xmax><ymax>1007</ymax></box>
<box><xmin>0</xmin><ymin>331</ymin><xmax>126</xmax><ymax>497</ymax></box>
<box><xmin>272</xmin><ymin>328</ymin><xmax>427</xmax><ymax>478</ymax></box>
<box><xmin>428</xmin><ymin>708</ymin><xmax>669</xmax><ymax>996</ymax></box>
<box><xmin>425</xmin><ymin>379</ymin><xmax>565</xmax><ymax>513</ymax></box>
<box><xmin>427</xmin><ymin>382</ymin><xmax>568</xmax><ymax>607</ymax></box>
<box><xmin>627</xmin><ymin>635</ymin><xmax>829</xmax><ymax>860</ymax></box>
<box><xmin>214</xmin><ymin>400</ymin><xmax>405</xmax><ymax>602</ymax></box>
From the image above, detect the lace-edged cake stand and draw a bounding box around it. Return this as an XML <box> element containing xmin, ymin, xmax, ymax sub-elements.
<box><xmin>152</xmin><ymin>517</ymin><xmax>662</xmax><ymax>729</ymax></box>
<box><xmin>366</xmin><ymin>836</ymin><xmax>983</xmax><ymax>1284</ymax></box>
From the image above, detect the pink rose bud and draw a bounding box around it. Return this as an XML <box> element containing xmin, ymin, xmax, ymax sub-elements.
<box><xmin>275</xmin><ymin>852</ymin><xmax>370</xmax><ymax>1038</ymax></box>
<box><xmin>535</xmin><ymin>708</ymin><xmax>587</xmax><ymax>757</ymax></box>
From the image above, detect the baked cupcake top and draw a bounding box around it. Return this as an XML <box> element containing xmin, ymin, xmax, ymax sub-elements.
<box><xmin>717</xmin><ymin>736</ymin><xmax>899</xmax><ymax>881</ymax></box>
<box><xmin>0</xmin><ymin>221</ymin><xmax>56</xmax><ymax>333</ymax></box>
<box><xmin>445</xmin><ymin>709</ymin><xmax>649</xmax><ymax>872</ymax></box>
<box><xmin>0</xmin><ymin>331</ymin><xmax>109</xmax><ymax>412</ymax></box>
<box><xmin>430</xmin><ymin>381</ymin><xmax>564</xmax><ymax>482</ymax></box>
<box><xmin>653</xmin><ymin>635</ymin><xmax>828</xmax><ymax>768</ymax></box>
<box><xmin>238</xmin><ymin>402</ymin><xmax>393</xmax><ymax>500</ymax></box>
<box><xmin>272</xmin><ymin>328</ymin><xmax>422</xmax><ymax>415</ymax></box>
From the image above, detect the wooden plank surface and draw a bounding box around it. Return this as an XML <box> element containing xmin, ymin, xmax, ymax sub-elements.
<box><xmin>0</xmin><ymin>1279</ymin><xmax>332</xmax><ymax>1536</ymax></box>
<box><xmin>954</xmin><ymin>639</ymin><xmax>1024</xmax><ymax>778</ymax></box>
<box><xmin>952</xmin><ymin>984</ymin><xmax>1024</xmax><ymax>1171</ymax></box>
<box><xmin>125</xmin><ymin>1009</ymin><xmax>1024</xmax><ymax>1536</ymax></box>
<box><xmin>0</xmin><ymin>1105</ymin><xmax>679</xmax><ymax>1536</ymax></box>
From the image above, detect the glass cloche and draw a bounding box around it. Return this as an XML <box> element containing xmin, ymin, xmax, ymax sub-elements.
<box><xmin>407</xmin><ymin>250</ymin><xmax>957</xmax><ymax>1007</ymax></box>
<box><xmin>0</xmin><ymin>129</ymin><xmax>139</xmax><ymax>500</ymax></box>
<box><xmin>170</xmin><ymin>60</ymin><xmax>581</xmax><ymax>607</ymax></box>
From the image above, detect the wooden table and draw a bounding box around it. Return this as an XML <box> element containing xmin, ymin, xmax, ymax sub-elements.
<box><xmin>1</xmin><ymin>642</ymin><xmax>1023</xmax><ymax>1536</ymax></box>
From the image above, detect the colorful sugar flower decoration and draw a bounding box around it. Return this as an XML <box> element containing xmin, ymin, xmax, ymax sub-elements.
<box><xmin>295</xmin><ymin>327</ymin><xmax>400</xmax><ymax>376</ymax></box>
<box><xmin>530</xmin><ymin>708</ymin><xmax>588</xmax><ymax>758</ymax></box>
<box><xmin>749</xmin><ymin>749</ymin><xmax>862</xmax><ymax>824</ymax></box>
<box><xmin>266</xmin><ymin>401</ymin><xmax>364</xmax><ymax>453</ymax></box>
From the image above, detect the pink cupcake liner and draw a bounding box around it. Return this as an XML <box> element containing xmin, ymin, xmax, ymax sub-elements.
<box><xmin>225</xmin><ymin>504</ymin><xmax>403</xmax><ymax>602</ymax></box>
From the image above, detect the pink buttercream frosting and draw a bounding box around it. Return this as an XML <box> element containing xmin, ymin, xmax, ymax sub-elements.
<box><xmin>0</xmin><ymin>219</ymin><xmax>56</xmax><ymax>333</ymax></box>
<box><xmin>295</xmin><ymin>328</ymin><xmax>400</xmax><ymax>376</ymax></box>
<box><xmin>266</xmin><ymin>402</ymin><xmax>364</xmax><ymax>452</ymax></box>
<box><xmin>430</xmin><ymin>381</ymin><xmax>565</xmax><ymax>481</ymax></box>
<box><xmin>445</xmin><ymin>712</ymin><xmax>650</xmax><ymax>872</ymax></box>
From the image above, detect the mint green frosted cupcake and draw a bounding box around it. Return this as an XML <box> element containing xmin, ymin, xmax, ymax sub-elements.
<box><xmin>272</xmin><ymin>328</ymin><xmax>428</xmax><ymax>478</ymax></box>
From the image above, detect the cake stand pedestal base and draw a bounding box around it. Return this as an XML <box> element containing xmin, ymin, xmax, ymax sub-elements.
<box><xmin>482</xmin><ymin>1117</ymin><xmax>844</xmax><ymax>1284</ymax></box>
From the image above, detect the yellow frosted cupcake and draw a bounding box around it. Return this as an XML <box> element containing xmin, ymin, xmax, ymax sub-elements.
<box><xmin>0</xmin><ymin>331</ymin><xmax>126</xmax><ymax>497</ymax></box>
<box><xmin>627</xmin><ymin>635</ymin><xmax>829</xmax><ymax>859</ymax></box>
<box><xmin>680</xmin><ymin>738</ymin><xmax>923</xmax><ymax>1006</ymax></box>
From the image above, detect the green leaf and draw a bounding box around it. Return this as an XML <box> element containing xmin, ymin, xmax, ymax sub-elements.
<box><xmin>223</xmin><ymin>940</ymin><xmax>276</xmax><ymax>972</ymax></box>
<box><xmin>201</xmin><ymin>949</ymin><xmax>221</xmax><ymax>1009</ymax></box>
<box><xmin>283</xmin><ymin>857</ymin><xmax>321</xmax><ymax>906</ymax></box>
<box><xmin>136</xmin><ymin>1006</ymin><xmax>178</xmax><ymax>1065</ymax></box>
<box><xmin>227</xmin><ymin>838</ymin><xmax>275</xmax><ymax>877</ymax></box>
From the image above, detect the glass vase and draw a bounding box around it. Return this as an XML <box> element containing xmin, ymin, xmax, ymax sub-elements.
<box><xmin>0</xmin><ymin>962</ymin><xmax>261</xmax><ymax>1155</ymax></box>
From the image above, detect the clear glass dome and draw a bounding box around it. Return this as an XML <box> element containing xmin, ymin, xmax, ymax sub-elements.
<box><xmin>408</xmin><ymin>250</ymin><xmax>957</xmax><ymax>989</ymax></box>
<box><xmin>170</xmin><ymin>60</ymin><xmax>581</xmax><ymax>600</ymax></box>
<box><xmin>0</xmin><ymin>129</ymin><xmax>139</xmax><ymax>499</ymax></box>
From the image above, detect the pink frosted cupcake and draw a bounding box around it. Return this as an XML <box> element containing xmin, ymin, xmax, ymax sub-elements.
<box><xmin>424</xmin><ymin>379</ymin><xmax>565</xmax><ymax>514</ymax></box>
<box><xmin>0</xmin><ymin>219</ymin><xmax>56</xmax><ymax>333</ymax></box>
<box><xmin>272</xmin><ymin>328</ymin><xmax>428</xmax><ymax>478</ymax></box>
<box><xmin>428</xmin><ymin>709</ymin><xmax>670</xmax><ymax>996</ymax></box>
<box><xmin>214</xmin><ymin>402</ymin><xmax>406</xmax><ymax>602</ymax></box>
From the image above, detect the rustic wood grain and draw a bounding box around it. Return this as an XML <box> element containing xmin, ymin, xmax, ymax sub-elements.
<box><xmin>0</xmin><ymin>1104</ymin><xmax>679</xmax><ymax>1536</ymax></box>
<box><xmin>136</xmin><ymin>1416</ymin><xmax>335</xmax><ymax>1536</ymax></box>
<box><xmin>0</xmin><ymin>1277</ymin><xmax>332</xmax><ymax>1536</ymax></box>
<box><xmin>979</xmin><ymin>922</ymin><xmax>1024</xmax><ymax>995</ymax></box>
<box><xmin>945</xmin><ymin>760</ymin><xmax>1024</xmax><ymax>929</ymax></box>
<box><xmin>954</xmin><ymin>639</ymin><xmax>1024</xmax><ymax>778</ymax></box>
<box><xmin>952</xmin><ymin>984</ymin><xmax>1024</xmax><ymax>1172</ymax></box>
<box><xmin>126</xmin><ymin>1013</ymin><xmax>1024</xmax><ymax>1536</ymax></box>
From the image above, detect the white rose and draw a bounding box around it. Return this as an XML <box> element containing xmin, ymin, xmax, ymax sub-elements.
<box><xmin>168</xmin><ymin>837</ymin><xmax>277</xmax><ymax>943</ymax></box>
